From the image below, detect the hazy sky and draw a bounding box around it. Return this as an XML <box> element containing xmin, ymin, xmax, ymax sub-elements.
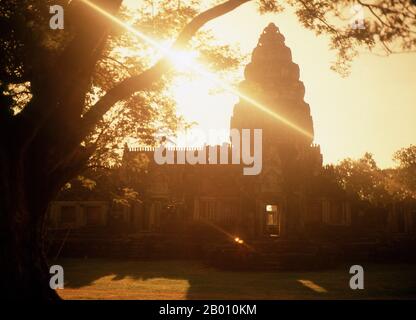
<box><xmin>125</xmin><ymin>1</ymin><xmax>416</xmax><ymax>168</ymax></box>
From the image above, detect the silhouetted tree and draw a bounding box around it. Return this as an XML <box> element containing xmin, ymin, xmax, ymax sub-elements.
<box><xmin>0</xmin><ymin>0</ymin><xmax>251</xmax><ymax>301</ymax></box>
<box><xmin>331</xmin><ymin>149</ymin><xmax>416</xmax><ymax>206</ymax></box>
<box><xmin>392</xmin><ymin>145</ymin><xmax>416</xmax><ymax>200</ymax></box>
<box><xmin>333</xmin><ymin>153</ymin><xmax>393</xmax><ymax>206</ymax></box>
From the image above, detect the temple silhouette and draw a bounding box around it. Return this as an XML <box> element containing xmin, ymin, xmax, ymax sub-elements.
<box><xmin>116</xmin><ymin>23</ymin><xmax>338</xmax><ymax>239</ymax></box>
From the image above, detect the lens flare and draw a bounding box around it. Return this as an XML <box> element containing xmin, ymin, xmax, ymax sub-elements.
<box><xmin>81</xmin><ymin>0</ymin><xmax>313</xmax><ymax>139</ymax></box>
<box><xmin>168</xmin><ymin>50</ymin><xmax>200</xmax><ymax>72</ymax></box>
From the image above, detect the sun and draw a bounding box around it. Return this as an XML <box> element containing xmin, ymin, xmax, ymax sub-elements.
<box><xmin>163</xmin><ymin>47</ymin><xmax>239</xmax><ymax>147</ymax></box>
<box><xmin>167</xmin><ymin>49</ymin><xmax>200</xmax><ymax>72</ymax></box>
<box><xmin>171</xmin><ymin>72</ymin><xmax>238</xmax><ymax>147</ymax></box>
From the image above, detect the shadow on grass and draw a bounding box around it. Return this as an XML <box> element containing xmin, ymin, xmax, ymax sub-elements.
<box><xmin>55</xmin><ymin>259</ymin><xmax>416</xmax><ymax>300</ymax></box>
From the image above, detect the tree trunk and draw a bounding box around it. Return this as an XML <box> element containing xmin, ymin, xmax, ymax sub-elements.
<box><xmin>0</xmin><ymin>145</ymin><xmax>60</xmax><ymax>301</ymax></box>
<box><xmin>0</xmin><ymin>211</ymin><xmax>60</xmax><ymax>301</ymax></box>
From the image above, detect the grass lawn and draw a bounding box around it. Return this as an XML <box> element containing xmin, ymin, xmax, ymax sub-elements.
<box><xmin>56</xmin><ymin>259</ymin><xmax>416</xmax><ymax>300</ymax></box>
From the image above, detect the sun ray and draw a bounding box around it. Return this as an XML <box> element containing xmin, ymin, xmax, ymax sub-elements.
<box><xmin>81</xmin><ymin>0</ymin><xmax>313</xmax><ymax>139</ymax></box>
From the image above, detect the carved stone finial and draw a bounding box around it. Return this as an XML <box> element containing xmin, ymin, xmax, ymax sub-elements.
<box><xmin>259</xmin><ymin>22</ymin><xmax>285</xmax><ymax>46</ymax></box>
<box><xmin>264</xmin><ymin>22</ymin><xmax>279</xmax><ymax>34</ymax></box>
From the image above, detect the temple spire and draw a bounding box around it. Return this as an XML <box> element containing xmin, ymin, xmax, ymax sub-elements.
<box><xmin>231</xmin><ymin>23</ymin><xmax>315</xmax><ymax>145</ymax></box>
<box><xmin>258</xmin><ymin>23</ymin><xmax>285</xmax><ymax>47</ymax></box>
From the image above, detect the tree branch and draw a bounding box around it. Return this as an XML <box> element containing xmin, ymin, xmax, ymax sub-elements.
<box><xmin>15</xmin><ymin>0</ymin><xmax>123</xmax><ymax>149</ymax></box>
<box><xmin>79</xmin><ymin>0</ymin><xmax>250</xmax><ymax>140</ymax></box>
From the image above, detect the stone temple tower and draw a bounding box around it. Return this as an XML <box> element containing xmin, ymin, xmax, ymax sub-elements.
<box><xmin>232</xmin><ymin>23</ymin><xmax>323</xmax><ymax>238</ymax></box>
<box><xmin>231</xmin><ymin>22</ymin><xmax>315</xmax><ymax>146</ymax></box>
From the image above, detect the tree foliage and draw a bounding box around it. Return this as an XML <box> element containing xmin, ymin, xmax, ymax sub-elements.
<box><xmin>331</xmin><ymin>147</ymin><xmax>416</xmax><ymax>207</ymax></box>
<box><xmin>392</xmin><ymin>144</ymin><xmax>416</xmax><ymax>199</ymax></box>
<box><xmin>334</xmin><ymin>152</ymin><xmax>391</xmax><ymax>205</ymax></box>
<box><xmin>261</xmin><ymin>0</ymin><xmax>416</xmax><ymax>75</ymax></box>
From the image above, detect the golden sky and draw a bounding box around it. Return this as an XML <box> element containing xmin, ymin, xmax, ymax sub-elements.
<box><xmin>126</xmin><ymin>1</ymin><xmax>416</xmax><ymax>168</ymax></box>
